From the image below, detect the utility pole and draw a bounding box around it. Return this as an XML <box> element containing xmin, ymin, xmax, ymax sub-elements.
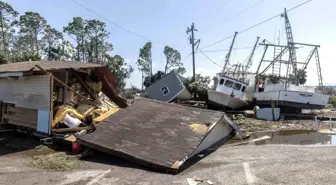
<box><xmin>222</xmin><ymin>31</ymin><xmax>238</xmax><ymax>73</ymax></box>
<box><xmin>187</xmin><ymin>23</ymin><xmax>200</xmax><ymax>82</ymax></box>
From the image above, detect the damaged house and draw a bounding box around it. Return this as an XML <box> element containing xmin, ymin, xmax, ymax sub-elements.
<box><xmin>145</xmin><ymin>70</ymin><xmax>192</xmax><ymax>102</ymax></box>
<box><xmin>0</xmin><ymin>60</ymin><xmax>126</xmax><ymax>135</ymax></box>
<box><xmin>0</xmin><ymin>61</ymin><xmax>239</xmax><ymax>172</ymax></box>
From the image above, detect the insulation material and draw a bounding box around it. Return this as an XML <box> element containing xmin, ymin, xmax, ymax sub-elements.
<box><xmin>62</xmin><ymin>114</ymin><xmax>82</xmax><ymax>128</ymax></box>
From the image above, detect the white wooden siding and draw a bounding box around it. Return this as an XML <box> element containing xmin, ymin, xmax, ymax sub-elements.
<box><xmin>189</xmin><ymin>118</ymin><xmax>233</xmax><ymax>158</ymax></box>
<box><xmin>0</xmin><ymin>75</ymin><xmax>51</xmax><ymax>110</ymax></box>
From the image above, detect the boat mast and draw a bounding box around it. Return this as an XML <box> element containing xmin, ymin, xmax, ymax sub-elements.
<box><xmin>282</xmin><ymin>8</ymin><xmax>298</xmax><ymax>84</ymax></box>
<box><xmin>222</xmin><ymin>32</ymin><xmax>238</xmax><ymax>73</ymax></box>
<box><xmin>243</xmin><ymin>37</ymin><xmax>260</xmax><ymax>80</ymax></box>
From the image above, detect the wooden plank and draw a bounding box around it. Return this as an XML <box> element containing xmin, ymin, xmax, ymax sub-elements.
<box><xmin>71</xmin><ymin>69</ymin><xmax>95</xmax><ymax>100</ymax></box>
<box><xmin>3</xmin><ymin>113</ymin><xmax>37</xmax><ymax>124</ymax></box>
<box><xmin>3</xmin><ymin>113</ymin><xmax>37</xmax><ymax>129</ymax></box>
<box><xmin>52</xmin><ymin>126</ymin><xmax>92</xmax><ymax>133</ymax></box>
<box><xmin>3</xmin><ymin>112</ymin><xmax>37</xmax><ymax>122</ymax></box>
<box><xmin>0</xmin><ymin>101</ymin><xmax>2</xmax><ymax>123</ymax></box>
<box><xmin>35</xmin><ymin>65</ymin><xmax>97</xmax><ymax>107</ymax></box>
<box><xmin>2</xmin><ymin>105</ymin><xmax>38</xmax><ymax>129</ymax></box>
<box><xmin>6</xmin><ymin>120</ymin><xmax>36</xmax><ymax>129</ymax></box>
<box><xmin>6</xmin><ymin>106</ymin><xmax>37</xmax><ymax>115</ymax></box>
<box><xmin>49</xmin><ymin>77</ymin><xmax>54</xmax><ymax>134</ymax></box>
<box><xmin>63</xmin><ymin>70</ymin><xmax>68</xmax><ymax>103</ymax></box>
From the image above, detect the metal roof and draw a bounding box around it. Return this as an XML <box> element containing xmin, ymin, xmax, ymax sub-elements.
<box><xmin>0</xmin><ymin>61</ymin><xmax>104</xmax><ymax>73</ymax></box>
<box><xmin>77</xmin><ymin>98</ymin><xmax>227</xmax><ymax>171</ymax></box>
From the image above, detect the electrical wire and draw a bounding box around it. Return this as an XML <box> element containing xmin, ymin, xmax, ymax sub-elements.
<box><xmin>71</xmin><ymin>0</ymin><xmax>186</xmax><ymax>48</ymax></box>
<box><xmin>181</xmin><ymin>52</ymin><xmax>192</xmax><ymax>62</ymax></box>
<box><xmin>202</xmin><ymin>0</ymin><xmax>265</xmax><ymax>35</ymax></box>
<box><xmin>199</xmin><ymin>46</ymin><xmax>254</xmax><ymax>53</ymax></box>
<box><xmin>240</xmin><ymin>0</ymin><xmax>312</xmax><ymax>35</ymax></box>
<box><xmin>205</xmin><ymin>0</ymin><xmax>234</xmax><ymax>19</ymax></box>
<box><xmin>201</xmin><ymin>0</ymin><xmax>312</xmax><ymax>49</ymax></box>
<box><xmin>198</xmin><ymin>49</ymin><xmax>223</xmax><ymax>68</ymax></box>
<box><xmin>201</xmin><ymin>35</ymin><xmax>235</xmax><ymax>49</ymax></box>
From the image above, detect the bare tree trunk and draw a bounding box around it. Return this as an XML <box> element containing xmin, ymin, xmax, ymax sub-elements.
<box><xmin>0</xmin><ymin>13</ymin><xmax>7</xmax><ymax>60</ymax></box>
<box><xmin>35</xmin><ymin>30</ymin><xmax>39</xmax><ymax>56</ymax></box>
<box><xmin>164</xmin><ymin>61</ymin><xmax>168</xmax><ymax>74</ymax></box>
<box><xmin>95</xmin><ymin>34</ymin><xmax>99</xmax><ymax>63</ymax></box>
<box><xmin>81</xmin><ymin>37</ymin><xmax>85</xmax><ymax>62</ymax></box>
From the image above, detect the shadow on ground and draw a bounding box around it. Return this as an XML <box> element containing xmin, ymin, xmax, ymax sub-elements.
<box><xmin>81</xmin><ymin>132</ymin><xmax>236</xmax><ymax>174</ymax></box>
<box><xmin>0</xmin><ymin>131</ymin><xmax>41</xmax><ymax>156</ymax></box>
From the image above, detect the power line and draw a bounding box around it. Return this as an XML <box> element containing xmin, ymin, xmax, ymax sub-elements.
<box><xmin>71</xmin><ymin>0</ymin><xmax>186</xmax><ymax>48</ymax></box>
<box><xmin>203</xmin><ymin>0</ymin><xmax>266</xmax><ymax>34</ymax></box>
<box><xmin>181</xmin><ymin>52</ymin><xmax>192</xmax><ymax>62</ymax></box>
<box><xmin>198</xmin><ymin>49</ymin><xmax>223</xmax><ymax>68</ymax></box>
<box><xmin>199</xmin><ymin>46</ymin><xmax>254</xmax><ymax>53</ymax></box>
<box><xmin>205</xmin><ymin>0</ymin><xmax>234</xmax><ymax>19</ymax></box>
<box><xmin>201</xmin><ymin>35</ymin><xmax>234</xmax><ymax>49</ymax></box>
<box><xmin>201</xmin><ymin>0</ymin><xmax>312</xmax><ymax>49</ymax></box>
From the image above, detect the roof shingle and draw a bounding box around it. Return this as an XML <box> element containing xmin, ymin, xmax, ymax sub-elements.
<box><xmin>0</xmin><ymin>61</ymin><xmax>104</xmax><ymax>73</ymax></box>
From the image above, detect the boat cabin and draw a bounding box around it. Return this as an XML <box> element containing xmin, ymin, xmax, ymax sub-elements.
<box><xmin>215</xmin><ymin>76</ymin><xmax>248</xmax><ymax>99</ymax></box>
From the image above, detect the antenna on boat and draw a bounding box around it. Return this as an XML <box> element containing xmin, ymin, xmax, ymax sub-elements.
<box><xmin>222</xmin><ymin>31</ymin><xmax>238</xmax><ymax>73</ymax></box>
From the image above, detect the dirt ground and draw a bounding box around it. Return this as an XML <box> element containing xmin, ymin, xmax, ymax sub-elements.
<box><xmin>233</xmin><ymin>117</ymin><xmax>331</xmax><ymax>133</ymax></box>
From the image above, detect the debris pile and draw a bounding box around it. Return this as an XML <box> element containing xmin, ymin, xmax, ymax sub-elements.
<box><xmin>46</xmin><ymin>65</ymin><xmax>122</xmax><ymax>142</ymax></box>
<box><xmin>29</xmin><ymin>152</ymin><xmax>81</xmax><ymax>171</ymax></box>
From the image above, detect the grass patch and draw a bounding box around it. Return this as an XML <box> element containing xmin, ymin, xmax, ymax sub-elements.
<box><xmin>328</xmin><ymin>96</ymin><xmax>336</xmax><ymax>107</ymax></box>
<box><xmin>29</xmin><ymin>152</ymin><xmax>81</xmax><ymax>171</ymax></box>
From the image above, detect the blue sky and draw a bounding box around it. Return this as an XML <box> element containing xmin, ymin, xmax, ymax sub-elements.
<box><xmin>7</xmin><ymin>0</ymin><xmax>336</xmax><ymax>87</ymax></box>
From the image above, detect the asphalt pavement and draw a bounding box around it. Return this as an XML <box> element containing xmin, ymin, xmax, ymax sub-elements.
<box><xmin>1</xmin><ymin>143</ymin><xmax>336</xmax><ymax>185</ymax></box>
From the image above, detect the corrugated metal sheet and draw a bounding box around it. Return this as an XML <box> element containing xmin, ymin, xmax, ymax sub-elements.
<box><xmin>0</xmin><ymin>61</ymin><xmax>103</xmax><ymax>73</ymax></box>
<box><xmin>77</xmin><ymin>98</ymin><xmax>227</xmax><ymax>171</ymax></box>
<box><xmin>0</xmin><ymin>75</ymin><xmax>51</xmax><ymax>110</ymax></box>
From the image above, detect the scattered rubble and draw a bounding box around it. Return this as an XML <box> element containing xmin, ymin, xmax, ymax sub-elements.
<box><xmin>29</xmin><ymin>152</ymin><xmax>81</xmax><ymax>171</ymax></box>
<box><xmin>234</xmin><ymin>117</ymin><xmax>331</xmax><ymax>133</ymax></box>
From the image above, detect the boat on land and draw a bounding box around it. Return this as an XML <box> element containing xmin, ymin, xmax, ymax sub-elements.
<box><xmin>244</xmin><ymin>8</ymin><xmax>329</xmax><ymax>113</ymax></box>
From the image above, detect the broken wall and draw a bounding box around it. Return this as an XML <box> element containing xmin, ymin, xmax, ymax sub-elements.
<box><xmin>0</xmin><ymin>75</ymin><xmax>51</xmax><ymax>133</ymax></box>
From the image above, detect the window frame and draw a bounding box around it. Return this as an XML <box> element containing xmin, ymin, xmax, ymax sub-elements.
<box><xmin>224</xmin><ymin>79</ymin><xmax>234</xmax><ymax>88</ymax></box>
<box><xmin>160</xmin><ymin>86</ymin><xmax>170</xmax><ymax>96</ymax></box>
<box><xmin>233</xmin><ymin>82</ymin><xmax>242</xmax><ymax>91</ymax></box>
<box><xmin>241</xmin><ymin>86</ymin><xmax>246</xmax><ymax>92</ymax></box>
<box><xmin>219</xmin><ymin>79</ymin><xmax>225</xmax><ymax>85</ymax></box>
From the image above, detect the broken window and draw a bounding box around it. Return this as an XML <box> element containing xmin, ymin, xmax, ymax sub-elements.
<box><xmin>161</xmin><ymin>86</ymin><xmax>170</xmax><ymax>96</ymax></box>
<box><xmin>233</xmin><ymin>83</ymin><xmax>242</xmax><ymax>91</ymax></box>
<box><xmin>219</xmin><ymin>79</ymin><xmax>225</xmax><ymax>85</ymax></box>
<box><xmin>224</xmin><ymin>80</ymin><xmax>233</xmax><ymax>88</ymax></box>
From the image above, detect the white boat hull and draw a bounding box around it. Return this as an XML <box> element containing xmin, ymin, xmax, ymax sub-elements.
<box><xmin>250</xmin><ymin>90</ymin><xmax>329</xmax><ymax>109</ymax></box>
<box><xmin>208</xmin><ymin>90</ymin><xmax>248</xmax><ymax>109</ymax></box>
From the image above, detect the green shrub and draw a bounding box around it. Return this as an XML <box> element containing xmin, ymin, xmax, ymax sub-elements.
<box><xmin>328</xmin><ymin>96</ymin><xmax>336</xmax><ymax>107</ymax></box>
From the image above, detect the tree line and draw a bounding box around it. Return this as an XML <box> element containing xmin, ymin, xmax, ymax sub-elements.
<box><xmin>0</xmin><ymin>1</ymin><xmax>210</xmax><ymax>91</ymax></box>
<box><xmin>0</xmin><ymin>1</ymin><xmax>134</xmax><ymax>89</ymax></box>
<box><xmin>136</xmin><ymin>42</ymin><xmax>187</xmax><ymax>88</ymax></box>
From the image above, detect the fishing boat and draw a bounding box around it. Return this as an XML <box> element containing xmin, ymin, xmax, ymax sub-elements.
<box><xmin>208</xmin><ymin>75</ymin><xmax>248</xmax><ymax>109</ymax></box>
<box><xmin>244</xmin><ymin>8</ymin><xmax>329</xmax><ymax>112</ymax></box>
<box><xmin>207</xmin><ymin>33</ymin><xmax>259</xmax><ymax>110</ymax></box>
